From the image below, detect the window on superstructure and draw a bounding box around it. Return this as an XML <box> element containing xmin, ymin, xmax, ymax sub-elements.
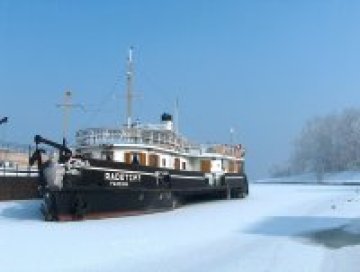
<box><xmin>182</xmin><ymin>161</ymin><xmax>186</xmax><ymax>170</ymax></box>
<box><xmin>162</xmin><ymin>158</ymin><xmax>166</xmax><ymax>167</ymax></box>
<box><xmin>132</xmin><ymin>153</ymin><xmax>139</xmax><ymax>165</ymax></box>
<box><xmin>83</xmin><ymin>153</ymin><xmax>93</xmax><ymax>159</ymax></box>
<box><xmin>101</xmin><ymin>151</ymin><xmax>113</xmax><ymax>161</ymax></box>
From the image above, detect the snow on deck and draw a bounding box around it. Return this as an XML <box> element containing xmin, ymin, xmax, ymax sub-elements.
<box><xmin>1</xmin><ymin>184</ymin><xmax>360</xmax><ymax>272</ymax></box>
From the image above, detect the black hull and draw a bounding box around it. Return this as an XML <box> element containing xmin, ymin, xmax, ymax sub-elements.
<box><xmin>42</xmin><ymin>159</ymin><xmax>249</xmax><ymax>221</ymax></box>
<box><xmin>44</xmin><ymin>188</ymin><xmax>176</xmax><ymax>220</ymax></box>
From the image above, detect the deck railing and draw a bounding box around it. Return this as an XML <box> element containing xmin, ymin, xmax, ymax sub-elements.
<box><xmin>76</xmin><ymin>127</ymin><xmax>197</xmax><ymax>152</ymax></box>
<box><xmin>76</xmin><ymin>128</ymin><xmax>245</xmax><ymax>159</ymax></box>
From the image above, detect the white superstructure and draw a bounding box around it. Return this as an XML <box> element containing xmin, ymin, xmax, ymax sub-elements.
<box><xmin>76</xmin><ymin>116</ymin><xmax>245</xmax><ymax>174</ymax></box>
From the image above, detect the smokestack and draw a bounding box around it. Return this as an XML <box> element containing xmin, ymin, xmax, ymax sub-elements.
<box><xmin>161</xmin><ymin>113</ymin><xmax>173</xmax><ymax>130</ymax></box>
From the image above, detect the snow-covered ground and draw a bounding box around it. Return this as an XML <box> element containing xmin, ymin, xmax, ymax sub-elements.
<box><xmin>1</xmin><ymin>183</ymin><xmax>360</xmax><ymax>272</ymax></box>
<box><xmin>257</xmin><ymin>171</ymin><xmax>360</xmax><ymax>184</ymax></box>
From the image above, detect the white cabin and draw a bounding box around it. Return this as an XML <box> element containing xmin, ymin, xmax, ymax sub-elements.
<box><xmin>75</xmin><ymin>115</ymin><xmax>245</xmax><ymax>175</ymax></box>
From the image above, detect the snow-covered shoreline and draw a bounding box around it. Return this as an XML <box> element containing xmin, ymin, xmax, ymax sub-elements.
<box><xmin>256</xmin><ymin>171</ymin><xmax>360</xmax><ymax>185</ymax></box>
<box><xmin>1</xmin><ymin>183</ymin><xmax>360</xmax><ymax>272</ymax></box>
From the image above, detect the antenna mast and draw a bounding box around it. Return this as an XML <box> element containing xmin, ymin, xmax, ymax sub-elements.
<box><xmin>174</xmin><ymin>98</ymin><xmax>179</xmax><ymax>133</ymax></box>
<box><xmin>126</xmin><ymin>47</ymin><xmax>134</xmax><ymax>128</ymax></box>
<box><xmin>230</xmin><ymin>127</ymin><xmax>235</xmax><ymax>145</ymax></box>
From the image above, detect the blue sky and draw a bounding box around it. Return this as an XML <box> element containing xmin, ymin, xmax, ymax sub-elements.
<box><xmin>1</xmin><ymin>0</ymin><xmax>360</xmax><ymax>179</ymax></box>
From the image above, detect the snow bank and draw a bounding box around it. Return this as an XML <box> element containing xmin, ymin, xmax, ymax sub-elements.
<box><xmin>257</xmin><ymin>171</ymin><xmax>360</xmax><ymax>185</ymax></box>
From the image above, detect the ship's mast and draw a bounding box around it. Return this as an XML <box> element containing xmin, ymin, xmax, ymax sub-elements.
<box><xmin>58</xmin><ymin>91</ymin><xmax>72</xmax><ymax>144</ymax></box>
<box><xmin>126</xmin><ymin>47</ymin><xmax>134</xmax><ymax>128</ymax></box>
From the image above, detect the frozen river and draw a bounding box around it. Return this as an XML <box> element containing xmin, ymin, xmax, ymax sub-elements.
<box><xmin>1</xmin><ymin>183</ymin><xmax>360</xmax><ymax>272</ymax></box>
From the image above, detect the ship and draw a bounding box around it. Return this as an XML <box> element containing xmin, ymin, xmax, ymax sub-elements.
<box><xmin>31</xmin><ymin>48</ymin><xmax>249</xmax><ymax>221</ymax></box>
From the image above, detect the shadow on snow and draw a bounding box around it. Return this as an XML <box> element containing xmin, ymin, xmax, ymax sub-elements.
<box><xmin>0</xmin><ymin>200</ymin><xmax>42</xmax><ymax>221</ymax></box>
<box><xmin>246</xmin><ymin>216</ymin><xmax>360</xmax><ymax>249</ymax></box>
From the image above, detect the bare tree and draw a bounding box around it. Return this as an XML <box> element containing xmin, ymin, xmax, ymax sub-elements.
<box><xmin>285</xmin><ymin>108</ymin><xmax>360</xmax><ymax>181</ymax></box>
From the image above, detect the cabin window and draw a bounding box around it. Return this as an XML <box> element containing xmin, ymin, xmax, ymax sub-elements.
<box><xmin>139</xmin><ymin>153</ymin><xmax>146</xmax><ymax>166</ymax></box>
<box><xmin>182</xmin><ymin>161</ymin><xmax>186</xmax><ymax>170</ymax></box>
<box><xmin>125</xmin><ymin>152</ymin><xmax>146</xmax><ymax>165</ymax></box>
<box><xmin>238</xmin><ymin>161</ymin><xmax>244</xmax><ymax>173</ymax></box>
<box><xmin>162</xmin><ymin>158</ymin><xmax>166</xmax><ymax>167</ymax></box>
<box><xmin>83</xmin><ymin>153</ymin><xmax>93</xmax><ymax>159</ymax></box>
<box><xmin>101</xmin><ymin>151</ymin><xmax>113</xmax><ymax>161</ymax></box>
<box><xmin>201</xmin><ymin>160</ymin><xmax>211</xmax><ymax>173</ymax></box>
<box><xmin>149</xmin><ymin>154</ymin><xmax>159</xmax><ymax>167</ymax></box>
<box><xmin>174</xmin><ymin>158</ymin><xmax>180</xmax><ymax>170</ymax></box>
<box><xmin>124</xmin><ymin>152</ymin><xmax>131</xmax><ymax>164</ymax></box>
<box><xmin>229</xmin><ymin>160</ymin><xmax>235</xmax><ymax>173</ymax></box>
<box><xmin>132</xmin><ymin>153</ymin><xmax>139</xmax><ymax>165</ymax></box>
